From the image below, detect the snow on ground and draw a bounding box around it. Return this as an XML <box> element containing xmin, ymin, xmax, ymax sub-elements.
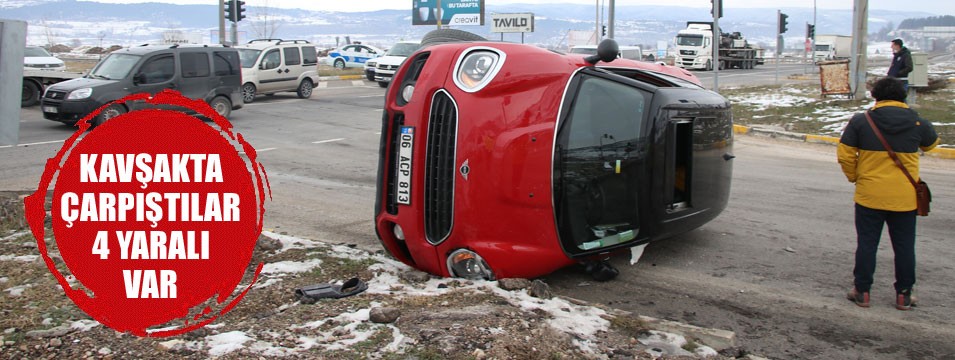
<box><xmin>0</xmin><ymin>254</ymin><xmax>39</xmax><ymax>262</ymax></box>
<box><xmin>206</xmin><ymin>232</ymin><xmax>716</xmax><ymax>358</ymax></box>
<box><xmin>5</xmin><ymin>284</ymin><xmax>33</xmax><ymax>297</ymax></box>
<box><xmin>729</xmin><ymin>93</ymin><xmax>814</xmax><ymax>111</ymax></box>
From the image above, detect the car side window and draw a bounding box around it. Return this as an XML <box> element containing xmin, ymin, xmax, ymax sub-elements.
<box><xmin>138</xmin><ymin>54</ymin><xmax>175</xmax><ymax>84</ymax></box>
<box><xmin>262</xmin><ymin>49</ymin><xmax>281</xmax><ymax>70</ymax></box>
<box><xmin>283</xmin><ymin>47</ymin><xmax>301</xmax><ymax>66</ymax></box>
<box><xmin>180</xmin><ymin>52</ymin><xmax>210</xmax><ymax>78</ymax></box>
<box><xmin>302</xmin><ymin>46</ymin><xmax>317</xmax><ymax>65</ymax></box>
<box><xmin>213</xmin><ymin>51</ymin><xmax>241</xmax><ymax>76</ymax></box>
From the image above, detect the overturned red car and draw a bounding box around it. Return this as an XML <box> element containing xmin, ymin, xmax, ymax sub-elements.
<box><xmin>375</xmin><ymin>30</ymin><xmax>734</xmax><ymax>280</ymax></box>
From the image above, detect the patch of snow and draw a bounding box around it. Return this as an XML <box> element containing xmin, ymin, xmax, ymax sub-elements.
<box><xmin>206</xmin><ymin>331</ymin><xmax>252</xmax><ymax>356</ymax></box>
<box><xmin>260</xmin><ymin>259</ymin><xmax>323</xmax><ymax>274</ymax></box>
<box><xmin>296</xmin><ymin>307</ymin><xmax>394</xmax><ymax>351</ymax></box>
<box><xmin>630</xmin><ymin>243</ymin><xmax>648</xmax><ymax>265</ymax></box>
<box><xmin>0</xmin><ymin>254</ymin><xmax>40</xmax><ymax>262</ymax></box>
<box><xmin>729</xmin><ymin>93</ymin><xmax>815</xmax><ymax>111</ymax></box>
<box><xmin>639</xmin><ymin>330</ymin><xmax>695</xmax><ymax>357</ymax></box>
<box><xmin>0</xmin><ymin>277</ymin><xmax>8</xmax><ymax>283</ymax></box>
<box><xmin>261</xmin><ymin>230</ymin><xmax>324</xmax><ymax>252</ymax></box>
<box><xmin>1</xmin><ymin>230</ymin><xmax>30</xmax><ymax>241</ymax></box>
<box><xmin>5</xmin><ymin>284</ymin><xmax>33</xmax><ymax>297</ymax></box>
<box><xmin>252</xmin><ymin>278</ymin><xmax>283</xmax><ymax>289</ymax></box>
<box><xmin>72</xmin><ymin>322</ymin><xmax>100</xmax><ymax>335</ymax></box>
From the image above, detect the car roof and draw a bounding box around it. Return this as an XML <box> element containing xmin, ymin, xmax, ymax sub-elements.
<box><xmin>237</xmin><ymin>39</ymin><xmax>312</xmax><ymax>50</ymax></box>
<box><xmin>110</xmin><ymin>44</ymin><xmax>236</xmax><ymax>56</ymax></box>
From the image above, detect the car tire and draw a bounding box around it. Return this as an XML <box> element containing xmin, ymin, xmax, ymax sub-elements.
<box><xmin>705</xmin><ymin>59</ymin><xmax>712</xmax><ymax>71</ymax></box>
<box><xmin>365</xmin><ymin>72</ymin><xmax>375</xmax><ymax>81</ymax></box>
<box><xmin>21</xmin><ymin>80</ymin><xmax>41</xmax><ymax>107</ymax></box>
<box><xmin>242</xmin><ymin>83</ymin><xmax>256</xmax><ymax>104</ymax></box>
<box><xmin>297</xmin><ymin>79</ymin><xmax>314</xmax><ymax>99</ymax></box>
<box><xmin>209</xmin><ymin>96</ymin><xmax>232</xmax><ymax>119</ymax></box>
<box><xmin>378</xmin><ymin>81</ymin><xmax>388</xmax><ymax>88</ymax></box>
<box><xmin>93</xmin><ymin>103</ymin><xmax>126</xmax><ymax>127</ymax></box>
<box><xmin>334</xmin><ymin>58</ymin><xmax>346</xmax><ymax>70</ymax></box>
<box><xmin>420</xmin><ymin>29</ymin><xmax>486</xmax><ymax>47</ymax></box>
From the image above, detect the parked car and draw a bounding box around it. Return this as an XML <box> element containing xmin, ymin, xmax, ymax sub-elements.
<box><xmin>323</xmin><ymin>43</ymin><xmax>383</xmax><ymax>69</ymax></box>
<box><xmin>373</xmin><ymin>41</ymin><xmax>421</xmax><ymax>87</ymax></box>
<box><xmin>24</xmin><ymin>46</ymin><xmax>66</xmax><ymax>71</ymax></box>
<box><xmin>235</xmin><ymin>39</ymin><xmax>319</xmax><ymax>103</ymax></box>
<box><xmin>374</xmin><ymin>30</ymin><xmax>734</xmax><ymax>281</ymax></box>
<box><xmin>41</xmin><ymin>44</ymin><xmax>243</xmax><ymax>126</ymax></box>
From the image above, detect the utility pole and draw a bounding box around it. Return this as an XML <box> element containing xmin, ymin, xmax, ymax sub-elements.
<box><xmin>812</xmin><ymin>0</ymin><xmax>817</xmax><ymax>65</ymax></box>
<box><xmin>218</xmin><ymin>0</ymin><xmax>225</xmax><ymax>44</ymax></box>
<box><xmin>712</xmin><ymin>0</ymin><xmax>720</xmax><ymax>91</ymax></box>
<box><xmin>594</xmin><ymin>0</ymin><xmax>599</xmax><ymax>44</ymax></box>
<box><xmin>437</xmin><ymin>0</ymin><xmax>442</xmax><ymax>29</ymax></box>
<box><xmin>608</xmin><ymin>0</ymin><xmax>615</xmax><ymax>39</ymax></box>
<box><xmin>850</xmin><ymin>0</ymin><xmax>869</xmax><ymax>99</ymax></box>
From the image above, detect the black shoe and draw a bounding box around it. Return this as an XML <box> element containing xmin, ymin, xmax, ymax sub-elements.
<box><xmin>847</xmin><ymin>288</ymin><xmax>870</xmax><ymax>308</ymax></box>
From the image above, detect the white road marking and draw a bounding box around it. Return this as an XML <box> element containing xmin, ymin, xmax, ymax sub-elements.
<box><xmin>240</xmin><ymin>147</ymin><xmax>277</xmax><ymax>155</ymax></box>
<box><xmin>351</xmin><ymin>80</ymin><xmax>364</xmax><ymax>86</ymax></box>
<box><xmin>358</xmin><ymin>94</ymin><xmax>383</xmax><ymax>98</ymax></box>
<box><xmin>312</xmin><ymin>138</ymin><xmax>346</xmax><ymax>144</ymax></box>
<box><xmin>0</xmin><ymin>139</ymin><xmax>66</xmax><ymax>149</ymax></box>
<box><xmin>318</xmin><ymin>82</ymin><xmax>328</xmax><ymax>88</ymax></box>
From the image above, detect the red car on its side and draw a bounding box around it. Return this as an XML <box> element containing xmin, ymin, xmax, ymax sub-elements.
<box><xmin>375</xmin><ymin>30</ymin><xmax>734</xmax><ymax>280</ymax></box>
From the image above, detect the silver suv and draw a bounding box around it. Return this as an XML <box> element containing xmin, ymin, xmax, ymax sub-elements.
<box><xmin>235</xmin><ymin>39</ymin><xmax>319</xmax><ymax>103</ymax></box>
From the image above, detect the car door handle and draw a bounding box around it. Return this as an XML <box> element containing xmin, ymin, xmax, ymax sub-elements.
<box><xmin>284</xmin><ymin>69</ymin><xmax>290</xmax><ymax>73</ymax></box>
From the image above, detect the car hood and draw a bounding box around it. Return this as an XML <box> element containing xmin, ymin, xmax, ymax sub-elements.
<box><xmin>376</xmin><ymin>55</ymin><xmax>409</xmax><ymax>66</ymax></box>
<box><xmin>24</xmin><ymin>57</ymin><xmax>65</xmax><ymax>66</ymax></box>
<box><xmin>49</xmin><ymin>77</ymin><xmax>117</xmax><ymax>92</ymax></box>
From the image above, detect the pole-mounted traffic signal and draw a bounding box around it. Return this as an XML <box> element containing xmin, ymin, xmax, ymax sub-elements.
<box><xmin>807</xmin><ymin>24</ymin><xmax>815</xmax><ymax>38</ymax></box>
<box><xmin>224</xmin><ymin>0</ymin><xmax>235</xmax><ymax>23</ymax></box>
<box><xmin>602</xmin><ymin>25</ymin><xmax>607</xmax><ymax>37</ymax></box>
<box><xmin>711</xmin><ymin>0</ymin><xmax>723</xmax><ymax>18</ymax></box>
<box><xmin>236</xmin><ymin>1</ymin><xmax>246</xmax><ymax>22</ymax></box>
<box><xmin>778</xmin><ymin>12</ymin><xmax>789</xmax><ymax>34</ymax></box>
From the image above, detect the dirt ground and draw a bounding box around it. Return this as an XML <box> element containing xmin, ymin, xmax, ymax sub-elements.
<box><xmin>0</xmin><ymin>191</ymin><xmax>746</xmax><ymax>359</ymax></box>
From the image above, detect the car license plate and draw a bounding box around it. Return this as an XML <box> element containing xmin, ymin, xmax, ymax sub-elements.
<box><xmin>396</xmin><ymin>126</ymin><xmax>414</xmax><ymax>205</ymax></box>
<box><xmin>43</xmin><ymin>106</ymin><xmax>58</xmax><ymax>113</ymax></box>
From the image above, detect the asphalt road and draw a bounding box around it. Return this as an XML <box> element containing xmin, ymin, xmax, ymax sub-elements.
<box><xmin>4</xmin><ymin>72</ymin><xmax>953</xmax><ymax>359</ymax></box>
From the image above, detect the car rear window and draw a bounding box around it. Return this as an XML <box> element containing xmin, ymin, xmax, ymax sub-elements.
<box><xmin>180</xmin><ymin>52</ymin><xmax>210</xmax><ymax>78</ymax></box>
<box><xmin>284</xmin><ymin>47</ymin><xmax>301</xmax><ymax>66</ymax></box>
<box><xmin>302</xmin><ymin>46</ymin><xmax>317</xmax><ymax>65</ymax></box>
<box><xmin>213</xmin><ymin>51</ymin><xmax>241</xmax><ymax>76</ymax></box>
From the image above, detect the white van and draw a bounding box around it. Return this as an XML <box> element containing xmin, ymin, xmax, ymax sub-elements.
<box><xmin>235</xmin><ymin>39</ymin><xmax>319</xmax><ymax>103</ymax></box>
<box><xmin>570</xmin><ymin>45</ymin><xmax>645</xmax><ymax>61</ymax></box>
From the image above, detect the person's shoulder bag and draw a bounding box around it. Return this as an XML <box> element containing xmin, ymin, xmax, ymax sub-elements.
<box><xmin>864</xmin><ymin>111</ymin><xmax>931</xmax><ymax>216</ymax></box>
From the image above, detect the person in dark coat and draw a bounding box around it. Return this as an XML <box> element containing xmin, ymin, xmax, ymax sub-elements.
<box><xmin>838</xmin><ymin>77</ymin><xmax>939</xmax><ymax>310</ymax></box>
<box><xmin>887</xmin><ymin>39</ymin><xmax>913</xmax><ymax>90</ymax></box>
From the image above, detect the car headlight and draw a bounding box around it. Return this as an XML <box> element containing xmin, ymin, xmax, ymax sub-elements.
<box><xmin>67</xmin><ymin>88</ymin><xmax>93</xmax><ymax>100</ymax></box>
<box><xmin>446</xmin><ymin>249</ymin><xmax>495</xmax><ymax>280</ymax></box>
<box><xmin>453</xmin><ymin>48</ymin><xmax>505</xmax><ymax>93</ymax></box>
<box><xmin>367</xmin><ymin>61</ymin><xmax>377</xmax><ymax>68</ymax></box>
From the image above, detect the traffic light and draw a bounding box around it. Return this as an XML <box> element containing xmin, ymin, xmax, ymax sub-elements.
<box><xmin>602</xmin><ymin>25</ymin><xmax>607</xmax><ymax>37</ymax></box>
<box><xmin>778</xmin><ymin>12</ymin><xmax>789</xmax><ymax>34</ymax></box>
<box><xmin>711</xmin><ymin>0</ymin><xmax>723</xmax><ymax>18</ymax></box>
<box><xmin>807</xmin><ymin>24</ymin><xmax>815</xmax><ymax>38</ymax></box>
<box><xmin>224</xmin><ymin>0</ymin><xmax>235</xmax><ymax>23</ymax></box>
<box><xmin>236</xmin><ymin>1</ymin><xmax>246</xmax><ymax>22</ymax></box>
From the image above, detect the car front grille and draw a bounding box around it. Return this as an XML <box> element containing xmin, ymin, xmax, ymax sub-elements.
<box><xmin>680</xmin><ymin>50</ymin><xmax>696</xmax><ymax>55</ymax></box>
<box><xmin>45</xmin><ymin>91</ymin><xmax>66</xmax><ymax>100</ymax></box>
<box><xmin>424</xmin><ymin>90</ymin><xmax>457</xmax><ymax>244</ymax></box>
<box><xmin>377</xmin><ymin>64</ymin><xmax>399</xmax><ymax>71</ymax></box>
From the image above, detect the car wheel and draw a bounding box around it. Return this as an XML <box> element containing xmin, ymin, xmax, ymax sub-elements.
<box><xmin>242</xmin><ymin>83</ymin><xmax>256</xmax><ymax>104</ymax></box>
<box><xmin>21</xmin><ymin>81</ymin><xmax>40</xmax><ymax>107</ymax></box>
<box><xmin>334</xmin><ymin>59</ymin><xmax>346</xmax><ymax>70</ymax></box>
<box><xmin>705</xmin><ymin>60</ymin><xmax>712</xmax><ymax>71</ymax></box>
<box><xmin>297</xmin><ymin>79</ymin><xmax>314</xmax><ymax>98</ymax></box>
<box><xmin>378</xmin><ymin>81</ymin><xmax>388</xmax><ymax>88</ymax></box>
<box><xmin>420</xmin><ymin>28</ymin><xmax>486</xmax><ymax>47</ymax></box>
<box><xmin>93</xmin><ymin>103</ymin><xmax>126</xmax><ymax>127</ymax></box>
<box><xmin>209</xmin><ymin>96</ymin><xmax>232</xmax><ymax>119</ymax></box>
<box><xmin>365</xmin><ymin>72</ymin><xmax>375</xmax><ymax>81</ymax></box>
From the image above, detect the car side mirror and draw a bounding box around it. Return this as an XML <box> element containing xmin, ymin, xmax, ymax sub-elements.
<box><xmin>133</xmin><ymin>73</ymin><xmax>146</xmax><ymax>85</ymax></box>
<box><xmin>259</xmin><ymin>63</ymin><xmax>265</xmax><ymax>70</ymax></box>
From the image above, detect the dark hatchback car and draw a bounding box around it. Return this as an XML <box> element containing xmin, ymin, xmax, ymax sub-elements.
<box><xmin>41</xmin><ymin>44</ymin><xmax>244</xmax><ymax>125</ymax></box>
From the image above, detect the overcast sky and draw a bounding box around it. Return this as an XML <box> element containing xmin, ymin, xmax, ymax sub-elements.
<box><xmin>80</xmin><ymin>0</ymin><xmax>953</xmax><ymax>14</ymax></box>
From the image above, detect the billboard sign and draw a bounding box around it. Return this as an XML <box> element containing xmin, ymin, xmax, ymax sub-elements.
<box><xmin>491</xmin><ymin>13</ymin><xmax>534</xmax><ymax>33</ymax></box>
<box><xmin>413</xmin><ymin>0</ymin><xmax>484</xmax><ymax>26</ymax></box>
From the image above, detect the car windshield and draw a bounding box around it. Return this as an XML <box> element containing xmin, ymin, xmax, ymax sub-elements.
<box><xmin>676</xmin><ymin>35</ymin><xmax>704</xmax><ymax>47</ymax></box>
<box><xmin>237</xmin><ymin>49</ymin><xmax>262</xmax><ymax>68</ymax></box>
<box><xmin>386</xmin><ymin>43</ymin><xmax>421</xmax><ymax>57</ymax></box>
<box><xmin>814</xmin><ymin>44</ymin><xmax>830</xmax><ymax>51</ymax></box>
<box><xmin>554</xmin><ymin>73</ymin><xmax>650</xmax><ymax>254</ymax></box>
<box><xmin>89</xmin><ymin>53</ymin><xmax>140</xmax><ymax>80</ymax></box>
<box><xmin>25</xmin><ymin>47</ymin><xmax>53</xmax><ymax>57</ymax></box>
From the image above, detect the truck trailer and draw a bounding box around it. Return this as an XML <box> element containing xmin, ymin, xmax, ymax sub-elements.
<box><xmin>675</xmin><ymin>22</ymin><xmax>762</xmax><ymax>71</ymax></box>
<box><xmin>813</xmin><ymin>34</ymin><xmax>852</xmax><ymax>62</ymax></box>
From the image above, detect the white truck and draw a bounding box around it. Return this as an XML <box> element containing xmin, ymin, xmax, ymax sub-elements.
<box><xmin>813</xmin><ymin>35</ymin><xmax>852</xmax><ymax>62</ymax></box>
<box><xmin>22</xmin><ymin>70</ymin><xmax>83</xmax><ymax>107</ymax></box>
<box><xmin>674</xmin><ymin>22</ymin><xmax>761</xmax><ymax>71</ymax></box>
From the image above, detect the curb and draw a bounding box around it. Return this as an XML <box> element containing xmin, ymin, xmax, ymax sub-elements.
<box><xmin>318</xmin><ymin>75</ymin><xmax>364</xmax><ymax>81</ymax></box>
<box><xmin>733</xmin><ymin>124</ymin><xmax>955</xmax><ymax>160</ymax></box>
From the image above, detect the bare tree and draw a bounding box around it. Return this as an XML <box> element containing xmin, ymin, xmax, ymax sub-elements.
<box><xmin>247</xmin><ymin>0</ymin><xmax>282</xmax><ymax>40</ymax></box>
<box><xmin>37</xmin><ymin>17</ymin><xmax>59</xmax><ymax>48</ymax></box>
